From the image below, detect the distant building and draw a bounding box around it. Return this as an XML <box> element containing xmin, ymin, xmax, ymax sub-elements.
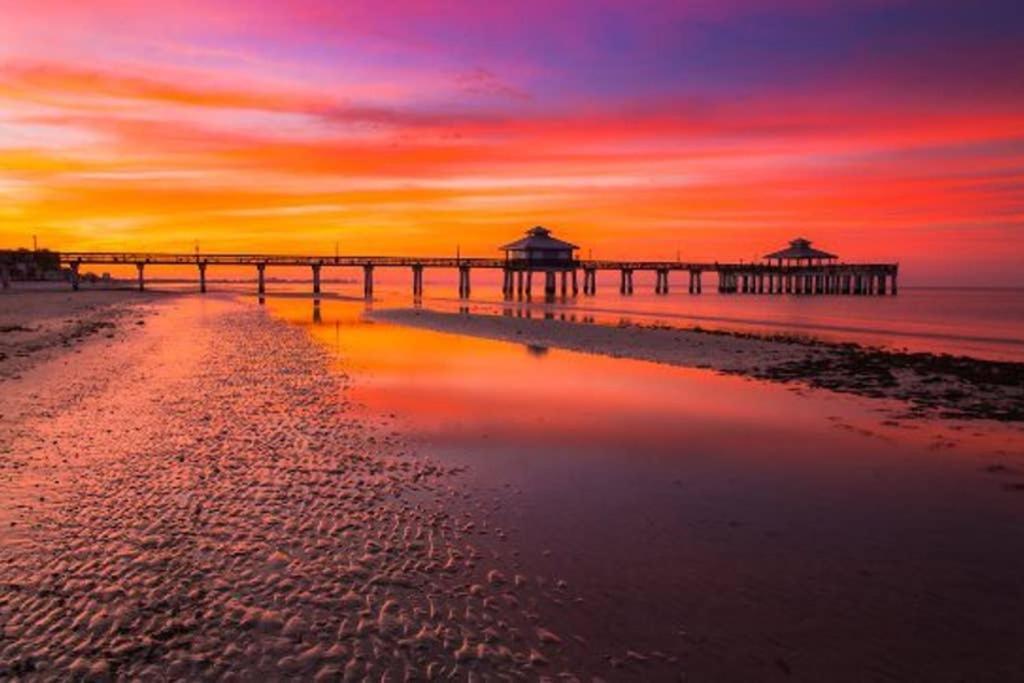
<box><xmin>764</xmin><ymin>238</ymin><xmax>838</xmax><ymax>265</ymax></box>
<box><xmin>500</xmin><ymin>226</ymin><xmax>578</xmax><ymax>269</ymax></box>
<box><xmin>0</xmin><ymin>249</ymin><xmax>64</xmax><ymax>282</ymax></box>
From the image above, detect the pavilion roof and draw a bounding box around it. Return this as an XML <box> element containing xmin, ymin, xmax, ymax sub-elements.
<box><xmin>764</xmin><ymin>237</ymin><xmax>837</xmax><ymax>261</ymax></box>
<box><xmin>500</xmin><ymin>226</ymin><xmax>579</xmax><ymax>251</ymax></box>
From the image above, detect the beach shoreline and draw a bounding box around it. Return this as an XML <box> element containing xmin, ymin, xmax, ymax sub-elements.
<box><xmin>0</xmin><ymin>288</ymin><xmax>174</xmax><ymax>382</ymax></box>
<box><xmin>372</xmin><ymin>308</ymin><xmax>1024</xmax><ymax>423</ymax></box>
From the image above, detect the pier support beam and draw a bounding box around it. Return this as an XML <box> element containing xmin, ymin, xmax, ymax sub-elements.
<box><xmin>655</xmin><ymin>268</ymin><xmax>669</xmax><ymax>294</ymax></box>
<box><xmin>526</xmin><ymin>270</ymin><xmax>533</xmax><ymax>298</ymax></box>
<box><xmin>544</xmin><ymin>271</ymin><xmax>556</xmax><ymax>297</ymax></box>
<box><xmin>619</xmin><ymin>269</ymin><xmax>634</xmax><ymax>295</ymax></box>
<box><xmin>361</xmin><ymin>264</ymin><xmax>372</xmax><ymax>298</ymax></box>
<box><xmin>69</xmin><ymin>261</ymin><xmax>80</xmax><ymax>291</ymax></box>
<box><xmin>458</xmin><ymin>266</ymin><xmax>471</xmax><ymax>299</ymax></box>
<box><xmin>257</xmin><ymin>263</ymin><xmax>266</xmax><ymax>295</ymax></box>
<box><xmin>583</xmin><ymin>268</ymin><xmax>596</xmax><ymax>295</ymax></box>
<box><xmin>136</xmin><ymin>262</ymin><xmax>145</xmax><ymax>291</ymax></box>
<box><xmin>560</xmin><ymin>270</ymin><xmax>568</xmax><ymax>296</ymax></box>
<box><xmin>412</xmin><ymin>264</ymin><xmax>424</xmax><ymax>297</ymax></box>
<box><xmin>198</xmin><ymin>262</ymin><xmax>207</xmax><ymax>293</ymax></box>
<box><xmin>688</xmin><ymin>270</ymin><xmax>702</xmax><ymax>294</ymax></box>
<box><xmin>312</xmin><ymin>263</ymin><xmax>323</xmax><ymax>296</ymax></box>
<box><xmin>516</xmin><ymin>270</ymin><xmax>524</xmax><ymax>299</ymax></box>
<box><xmin>572</xmin><ymin>269</ymin><xmax>579</xmax><ymax>296</ymax></box>
<box><xmin>891</xmin><ymin>273</ymin><xmax>898</xmax><ymax>295</ymax></box>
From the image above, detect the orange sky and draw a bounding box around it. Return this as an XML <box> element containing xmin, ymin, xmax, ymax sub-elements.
<box><xmin>1</xmin><ymin>1</ymin><xmax>1022</xmax><ymax>284</ymax></box>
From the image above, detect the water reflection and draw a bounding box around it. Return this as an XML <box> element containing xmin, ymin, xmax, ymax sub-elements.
<box><xmin>262</xmin><ymin>295</ymin><xmax>1024</xmax><ymax>681</ymax></box>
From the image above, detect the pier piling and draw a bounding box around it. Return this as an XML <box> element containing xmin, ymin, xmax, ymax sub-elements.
<box><xmin>135</xmin><ymin>262</ymin><xmax>145</xmax><ymax>291</ymax></box>
<box><xmin>412</xmin><ymin>264</ymin><xmax>424</xmax><ymax>297</ymax></box>
<box><xmin>198</xmin><ymin>262</ymin><xmax>207</xmax><ymax>293</ymax></box>
<box><xmin>362</xmin><ymin>264</ymin><xmax>373</xmax><ymax>298</ymax></box>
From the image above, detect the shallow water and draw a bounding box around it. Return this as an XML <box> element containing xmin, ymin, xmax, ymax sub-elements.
<box><xmin>266</xmin><ymin>295</ymin><xmax>1024</xmax><ymax>681</ymax></box>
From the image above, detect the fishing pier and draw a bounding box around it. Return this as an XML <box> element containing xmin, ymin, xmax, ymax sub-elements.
<box><xmin>46</xmin><ymin>228</ymin><xmax>898</xmax><ymax>298</ymax></box>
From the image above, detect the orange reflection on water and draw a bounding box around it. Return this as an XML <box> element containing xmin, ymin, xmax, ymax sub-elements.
<box><xmin>265</xmin><ymin>296</ymin><xmax>1024</xmax><ymax>460</ymax></box>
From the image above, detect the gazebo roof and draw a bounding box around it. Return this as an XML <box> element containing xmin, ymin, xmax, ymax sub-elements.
<box><xmin>764</xmin><ymin>237</ymin><xmax>837</xmax><ymax>261</ymax></box>
<box><xmin>500</xmin><ymin>226</ymin><xmax>579</xmax><ymax>252</ymax></box>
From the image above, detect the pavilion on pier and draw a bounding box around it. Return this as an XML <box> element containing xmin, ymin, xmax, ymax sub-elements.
<box><xmin>764</xmin><ymin>238</ymin><xmax>837</xmax><ymax>266</ymax></box>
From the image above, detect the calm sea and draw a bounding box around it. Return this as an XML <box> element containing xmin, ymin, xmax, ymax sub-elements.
<box><xmin>143</xmin><ymin>270</ymin><xmax>1024</xmax><ymax>361</ymax></box>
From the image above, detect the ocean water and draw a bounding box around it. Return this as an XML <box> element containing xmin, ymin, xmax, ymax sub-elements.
<box><xmin>194</xmin><ymin>267</ymin><xmax>1024</xmax><ymax>360</ymax></box>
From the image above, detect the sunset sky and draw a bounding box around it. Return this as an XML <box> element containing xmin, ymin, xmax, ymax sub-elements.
<box><xmin>1</xmin><ymin>0</ymin><xmax>1022</xmax><ymax>284</ymax></box>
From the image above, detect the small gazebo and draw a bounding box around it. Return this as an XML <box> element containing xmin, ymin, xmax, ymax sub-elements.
<box><xmin>764</xmin><ymin>238</ymin><xmax>837</xmax><ymax>266</ymax></box>
<box><xmin>500</xmin><ymin>226</ymin><xmax>578</xmax><ymax>269</ymax></box>
<box><xmin>499</xmin><ymin>226</ymin><xmax>579</xmax><ymax>298</ymax></box>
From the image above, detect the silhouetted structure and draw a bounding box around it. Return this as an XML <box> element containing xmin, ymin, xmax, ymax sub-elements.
<box><xmin>500</xmin><ymin>226</ymin><xmax>579</xmax><ymax>297</ymax></box>
<box><xmin>764</xmin><ymin>238</ymin><xmax>837</xmax><ymax>265</ymax></box>
<box><xmin>54</xmin><ymin>226</ymin><xmax>899</xmax><ymax>299</ymax></box>
<box><xmin>0</xmin><ymin>249</ymin><xmax>63</xmax><ymax>288</ymax></box>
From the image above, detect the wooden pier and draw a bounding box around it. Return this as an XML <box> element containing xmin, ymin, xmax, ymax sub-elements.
<box><xmin>52</xmin><ymin>251</ymin><xmax>898</xmax><ymax>298</ymax></box>
<box><xmin>3</xmin><ymin>227</ymin><xmax>892</xmax><ymax>298</ymax></box>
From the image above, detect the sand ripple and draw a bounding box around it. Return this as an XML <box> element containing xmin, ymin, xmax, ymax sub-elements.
<box><xmin>0</xmin><ymin>299</ymin><xmax>597</xmax><ymax>680</ymax></box>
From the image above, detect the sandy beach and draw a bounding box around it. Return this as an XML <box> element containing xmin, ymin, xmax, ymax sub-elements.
<box><xmin>373</xmin><ymin>308</ymin><xmax>1024</xmax><ymax>422</ymax></box>
<box><xmin>2</xmin><ymin>291</ymin><xmax>1024</xmax><ymax>681</ymax></box>
<box><xmin>0</xmin><ymin>293</ymin><xmax>632</xmax><ymax>680</ymax></box>
<box><xmin>0</xmin><ymin>288</ymin><xmax>169</xmax><ymax>382</ymax></box>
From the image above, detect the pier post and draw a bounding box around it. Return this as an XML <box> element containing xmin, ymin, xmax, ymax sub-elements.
<box><xmin>619</xmin><ymin>269</ymin><xmax>633</xmax><ymax>295</ymax></box>
<box><xmin>313</xmin><ymin>263</ymin><xmax>323</xmax><ymax>296</ymax></box>
<box><xmin>257</xmin><ymin>263</ymin><xmax>266</xmax><ymax>295</ymax></box>
<box><xmin>878</xmin><ymin>272</ymin><xmax>887</xmax><ymax>295</ymax></box>
<box><xmin>891</xmin><ymin>272</ymin><xmax>898</xmax><ymax>295</ymax></box>
<box><xmin>412</xmin><ymin>264</ymin><xmax>424</xmax><ymax>297</ymax></box>
<box><xmin>198</xmin><ymin>262</ymin><xmax>207</xmax><ymax>293</ymax></box>
<box><xmin>362</xmin><ymin>264</ymin><xmax>372</xmax><ymax>298</ymax></box>
<box><xmin>572</xmin><ymin>269</ymin><xmax>578</xmax><ymax>296</ymax></box>
<box><xmin>70</xmin><ymin>261</ymin><xmax>80</xmax><ymax>291</ymax></box>
<box><xmin>560</xmin><ymin>270</ymin><xmax>568</xmax><ymax>296</ymax></box>
<box><xmin>543</xmin><ymin>271</ymin><xmax>556</xmax><ymax>297</ymax></box>
<box><xmin>526</xmin><ymin>270</ymin><xmax>533</xmax><ymax>298</ymax></box>
<box><xmin>136</xmin><ymin>262</ymin><xmax>145</xmax><ymax>291</ymax></box>
<box><xmin>516</xmin><ymin>270</ymin><xmax>524</xmax><ymax>299</ymax></box>
<box><xmin>458</xmin><ymin>265</ymin><xmax>471</xmax><ymax>299</ymax></box>
<box><xmin>501</xmin><ymin>268</ymin><xmax>511</xmax><ymax>299</ymax></box>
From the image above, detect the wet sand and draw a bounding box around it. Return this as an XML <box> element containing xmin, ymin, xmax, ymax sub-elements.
<box><xmin>0</xmin><ymin>288</ymin><xmax>167</xmax><ymax>381</ymax></box>
<box><xmin>374</xmin><ymin>308</ymin><xmax>1024</xmax><ymax>422</ymax></box>
<box><xmin>0</xmin><ymin>294</ymin><xmax>621</xmax><ymax>680</ymax></box>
